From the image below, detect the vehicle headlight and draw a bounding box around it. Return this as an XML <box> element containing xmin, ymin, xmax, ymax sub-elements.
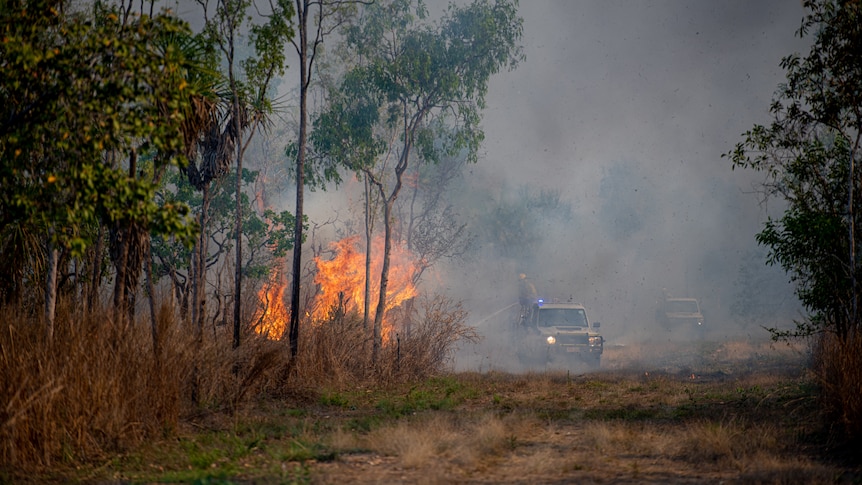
<box><xmin>546</xmin><ymin>336</ymin><xmax>556</xmax><ymax>345</ymax></box>
<box><xmin>589</xmin><ymin>336</ymin><xmax>603</xmax><ymax>346</ymax></box>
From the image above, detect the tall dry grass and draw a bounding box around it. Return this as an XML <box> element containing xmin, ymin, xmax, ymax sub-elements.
<box><xmin>0</xmin><ymin>300</ymin><xmax>192</xmax><ymax>469</ymax></box>
<box><xmin>290</xmin><ymin>295</ymin><xmax>478</xmax><ymax>388</ymax></box>
<box><xmin>812</xmin><ymin>330</ymin><xmax>862</xmax><ymax>443</ymax></box>
<box><xmin>0</xmin><ymin>293</ymin><xmax>473</xmax><ymax>471</ymax></box>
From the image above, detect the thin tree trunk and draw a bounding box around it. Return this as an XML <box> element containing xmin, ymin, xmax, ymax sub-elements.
<box><xmin>371</xmin><ymin>106</ymin><xmax>415</xmax><ymax>363</ymax></box>
<box><xmin>190</xmin><ymin>237</ymin><xmax>199</xmax><ymax>331</ymax></box>
<box><xmin>363</xmin><ymin>174</ymin><xmax>372</xmax><ymax>330</ymax></box>
<box><xmin>45</xmin><ymin>231</ymin><xmax>58</xmax><ymax>343</ymax></box>
<box><xmin>146</xmin><ymin>235</ymin><xmax>160</xmax><ymax>362</ymax></box>
<box><xmin>113</xmin><ymin>148</ymin><xmax>137</xmax><ymax>325</ymax></box>
<box><xmin>288</xmin><ymin>0</ymin><xmax>310</xmax><ymax>359</ymax></box>
<box><xmin>371</xmin><ymin>197</ymin><xmax>393</xmax><ymax>363</ymax></box>
<box><xmin>850</xmin><ymin>147</ymin><xmax>855</xmax><ymax>341</ymax></box>
<box><xmin>233</xmin><ymin>104</ymin><xmax>243</xmax><ymax>350</ymax></box>
<box><xmin>87</xmin><ymin>189</ymin><xmax>106</xmax><ymax>313</ymax></box>
<box><xmin>194</xmin><ymin>183</ymin><xmax>210</xmax><ymax>340</ymax></box>
<box><xmin>113</xmin><ymin>228</ymin><xmax>129</xmax><ymax>325</ymax></box>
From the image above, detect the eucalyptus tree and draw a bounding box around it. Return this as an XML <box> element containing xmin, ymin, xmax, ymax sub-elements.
<box><xmin>195</xmin><ymin>0</ymin><xmax>295</xmax><ymax>348</ymax></box>
<box><xmin>1</xmin><ymin>0</ymin><xmax>199</xmax><ymax>338</ymax></box>
<box><xmin>727</xmin><ymin>0</ymin><xmax>862</xmax><ymax>440</ymax></box>
<box><xmin>283</xmin><ymin>0</ymin><xmax>367</xmax><ymax>360</ymax></box>
<box><xmin>727</xmin><ymin>0</ymin><xmax>862</xmax><ymax>342</ymax></box>
<box><xmin>312</xmin><ymin>0</ymin><xmax>523</xmax><ymax>360</ymax></box>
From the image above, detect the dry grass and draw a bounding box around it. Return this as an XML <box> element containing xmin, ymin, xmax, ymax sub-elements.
<box><xmin>336</xmin><ymin>411</ymin><xmax>511</xmax><ymax>470</ymax></box>
<box><xmin>300</xmin><ymin>341</ymin><xmax>856</xmax><ymax>484</ymax></box>
<box><xmin>813</xmin><ymin>330</ymin><xmax>862</xmax><ymax>442</ymax></box>
<box><xmin>0</xmin><ymin>292</ymin><xmax>473</xmax><ymax>473</ymax></box>
<box><xmin>286</xmin><ymin>294</ymin><xmax>477</xmax><ymax>390</ymax></box>
<box><xmin>2</xmin><ymin>292</ymin><xmax>861</xmax><ymax>483</ymax></box>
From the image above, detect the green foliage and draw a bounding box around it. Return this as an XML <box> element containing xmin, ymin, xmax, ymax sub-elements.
<box><xmin>301</xmin><ymin>67</ymin><xmax>386</xmax><ymax>189</ymax></box>
<box><xmin>0</xmin><ymin>0</ymin><xmax>199</xmax><ymax>255</ymax></box>
<box><xmin>726</xmin><ymin>0</ymin><xmax>862</xmax><ymax>341</ymax></box>
<box><xmin>151</xmin><ymin>168</ymin><xmax>301</xmax><ymax>283</ymax></box>
<box><xmin>307</xmin><ymin>0</ymin><xmax>524</xmax><ymax>185</ymax></box>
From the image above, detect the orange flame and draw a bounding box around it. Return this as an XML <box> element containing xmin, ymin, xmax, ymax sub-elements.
<box><xmin>253</xmin><ymin>264</ymin><xmax>289</xmax><ymax>339</ymax></box>
<box><xmin>252</xmin><ymin>235</ymin><xmax>419</xmax><ymax>342</ymax></box>
<box><xmin>312</xmin><ymin>234</ymin><xmax>418</xmax><ymax>342</ymax></box>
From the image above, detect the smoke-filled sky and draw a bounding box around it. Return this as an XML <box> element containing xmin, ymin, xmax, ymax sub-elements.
<box><xmin>480</xmin><ymin>1</ymin><xmax>807</xmax><ymax>190</ymax></box>
<box><xmin>433</xmin><ymin>1</ymin><xmax>813</xmax><ymax>346</ymax></box>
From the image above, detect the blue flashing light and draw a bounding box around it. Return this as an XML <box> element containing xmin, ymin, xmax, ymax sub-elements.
<box><xmin>536</xmin><ymin>298</ymin><xmax>544</xmax><ymax>307</ymax></box>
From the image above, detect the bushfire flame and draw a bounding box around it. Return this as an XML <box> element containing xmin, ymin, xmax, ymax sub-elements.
<box><xmin>253</xmin><ymin>235</ymin><xmax>419</xmax><ymax>342</ymax></box>
<box><xmin>253</xmin><ymin>264</ymin><xmax>289</xmax><ymax>339</ymax></box>
<box><xmin>313</xmin><ymin>235</ymin><xmax>418</xmax><ymax>342</ymax></box>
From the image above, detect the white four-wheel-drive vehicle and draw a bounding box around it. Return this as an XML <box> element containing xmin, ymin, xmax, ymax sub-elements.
<box><xmin>515</xmin><ymin>300</ymin><xmax>604</xmax><ymax>370</ymax></box>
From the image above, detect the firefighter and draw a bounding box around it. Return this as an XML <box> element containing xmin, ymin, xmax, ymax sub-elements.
<box><xmin>518</xmin><ymin>273</ymin><xmax>538</xmax><ymax>327</ymax></box>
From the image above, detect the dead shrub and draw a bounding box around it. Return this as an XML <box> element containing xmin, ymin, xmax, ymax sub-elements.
<box><xmin>390</xmin><ymin>295</ymin><xmax>479</xmax><ymax>380</ymax></box>
<box><xmin>291</xmin><ymin>294</ymin><xmax>478</xmax><ymax>387</ymax></box>
<box><xmin>292</xmin><ymin>310</ymin><xmax>374</xmax><ymax>387</ymax></box>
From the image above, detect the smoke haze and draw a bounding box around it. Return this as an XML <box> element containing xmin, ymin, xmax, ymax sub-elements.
<box><xmin>432</xmin><ymin>1</ymin><xmax>812</xmax><ymax>370</ymax></box>
<box><xmin>163</xmin><ymin>0</ymin><xmax>812</xmax><ymax>369</ymax></box>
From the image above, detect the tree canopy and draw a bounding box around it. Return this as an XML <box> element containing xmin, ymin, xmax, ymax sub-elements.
<box><xmin>1</xmin><ymin>0</ymin><xmax>199</xmax><ymax>253</ymax></box>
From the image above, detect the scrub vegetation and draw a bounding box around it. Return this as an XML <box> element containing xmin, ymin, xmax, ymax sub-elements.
<box><xmin>2</xmin><ymin>312</ymin><xmax>859</xmax><ymax>483</ymax></box>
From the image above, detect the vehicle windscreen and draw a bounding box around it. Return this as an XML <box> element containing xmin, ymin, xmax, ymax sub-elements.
<box><xmin>666</xmin><ymin>300</ymin><xmax>700</xmax><ymax>313</ymax></box>
<box><xmin>538</xmin><ymin>308</ymin><xmax>587</xmax><ymax>327</ymax></box>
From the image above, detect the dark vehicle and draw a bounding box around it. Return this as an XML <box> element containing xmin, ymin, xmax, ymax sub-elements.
<box><xmin>516</xmin><ymin>301</ymin><xmax>604</xmax><ymax>370</ymax></box>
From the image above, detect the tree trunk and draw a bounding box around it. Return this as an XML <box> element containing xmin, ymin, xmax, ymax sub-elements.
<box><xmin>45</xmin><ymin>231</ymin><xmax>58</xmax><ymax>343</ymax></box>
<box><xmin>193</xmin><ymin>183</ymin><xmax>211</xmax><ymax>341</ymax></box>
<box><xmin>371</xmin><ymin>197</ymin><xmax>395</xmax><ymax>363</ymax></box>
<box><xmin>233</xmin><ymin>101</ymin><xmax>243</xmax><ymax>350</ymax></box>
<box><xmin>145</xmin><ymin>235</ymin><xmax>160</xmax><ymax>362</ymax></box>
<box><xmin>113</xmin><ymin>227</ymin><xmax>129</xmax><ymax>325</ymax></box>
<box><xmin>288</xmin><ymin>0</ymin><xmax>310</xmax><ymax>360</ymax></box>
<box><xmin>363</xmin><ymin>174</ymin><xmax>372</xmax><ymax>330</ymax></box>
<box><xmin>370</xmin><ymin>106</ymin><xmax>415</xmax><ymax>363</ymax></box>
<box><xmin>190</xmin><ymin>237</ymin><xmax>199</xmax><ymax>331</ymax></box>
<box><xmin>850</xmin><ymin>142</ymin><xmax>858</xmax><ymax>339</ymax></box>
